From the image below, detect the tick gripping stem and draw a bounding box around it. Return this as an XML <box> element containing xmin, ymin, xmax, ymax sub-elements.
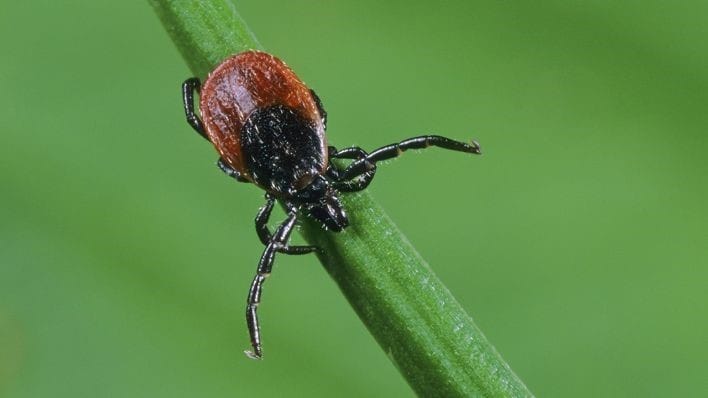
<box><xmin>182</xmin><ymin>50</ymin><xmax>481</xmax><ymax>358</ymax></box>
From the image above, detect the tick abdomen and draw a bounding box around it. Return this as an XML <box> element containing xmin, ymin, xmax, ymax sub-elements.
<box><xmin>199</xmin><ymin>51</ymin><xmax>327</xmax><ymax>184</ymax></box>
<box><xmin>241</xmin><ymin>105</ymin><xmax>326</xmax><ymax>195</ymax></box>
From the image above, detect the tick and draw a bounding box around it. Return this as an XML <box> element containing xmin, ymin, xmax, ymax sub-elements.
<box><xmin>182</xmin><ymin>50</ymin><xmax>481</xmax><ymax>359</ymax></box>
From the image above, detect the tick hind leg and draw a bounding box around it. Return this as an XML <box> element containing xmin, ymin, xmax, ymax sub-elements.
<box><xmin>337</xmin><ymin>135</ymin><xmax>481</xmax><ymax>186</ymax></box>
<box><xmin>245</xmin><ymin>208</ymin><xmax>317</xmax><ymax>359</ymax></box>
<box><xmin>182</xmin><ymin>78</ymin><xmax>209</xmax><ymax>141</ymax></box>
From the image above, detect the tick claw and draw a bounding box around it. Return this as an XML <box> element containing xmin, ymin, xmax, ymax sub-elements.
<box><xmin>470</xmin><ymin>140</ymin><xmax>482</xmax><ymax>154</ymax></box>
<box><xmin>244</xmin><ymin>349</ymin><xmax>263</xmax><ymax>360</ymax></box>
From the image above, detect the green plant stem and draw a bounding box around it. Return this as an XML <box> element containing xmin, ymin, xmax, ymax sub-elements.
<box><xmin>150</xmin><ymin>1</ymin><xmax>533</xmax><ymax>396</ymax></box>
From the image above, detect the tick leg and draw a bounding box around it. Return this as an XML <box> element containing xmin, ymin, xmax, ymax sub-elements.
<box><xmin>217</xmin><ymin>158</ymin><xmax>249</xmax><ymax>183</ymax></box>
<box><xmin>254</xmin><ymin>195</ymin><xmax>277</xmax><ymax>245</ymax></box>
<box><xmin>182</xmin><ymin>77</ymin><xmax>209</xmax><ymax>141</ymax></box>
<box><xmin>340</xmin><ymin>135</ymin><xmax>481</xmax><ymax>182</ymax></box>
<box><xmin>245</xmin><ymin>210</ymin><xmax>304</xmax><ymax>359</ymax></box>
<box><xmin>255</xmin><ymin>195</ymin><xmax>319</xmax><ymax>254</ymax></box>
<box><xmin>310</xmin><ymin>89</ymin><xmax>327</xmax><ymax>130</ymax></box>
<box><xmin>332</xmin><ymin>146</ymin><xmax>370</xmax><ymax>160</ymax></box>
<box><xmin>328</xmin><ymin>146</ymin><xmax>377</xmax><ymax>192</ymax></box>
<box><xmin>333</xmin><ymin>170</ymin><xmax>377</xmax><ymax>192</ymax></box>
<box><xmin>325</xmin><ymin>146</ymin><xmax>341</xmax><ymax>180</ymax></box>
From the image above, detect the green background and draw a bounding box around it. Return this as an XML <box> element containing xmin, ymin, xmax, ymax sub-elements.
<box><xmin>1</xmin><ymin>1</ymin><xmax>706</xmax><ymax>396</ymax></box>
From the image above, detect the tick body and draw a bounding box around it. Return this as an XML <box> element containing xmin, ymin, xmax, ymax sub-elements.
<box><xmin>182</xmin><ymin>50</ymin><xmax>481</xmax><ymax>359</ymax></box>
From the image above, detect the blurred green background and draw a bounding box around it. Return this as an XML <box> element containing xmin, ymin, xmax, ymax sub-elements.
<box><xmin>1</xmin><ymin>1</ymin><xmax>707</xmax><ymax>396</ymax></box>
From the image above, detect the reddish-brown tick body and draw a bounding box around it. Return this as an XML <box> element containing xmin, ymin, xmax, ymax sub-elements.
<box><xmin>200</xmin><ymin>51</ymin><xmax>327</xmax><ymax>196</ymax></box>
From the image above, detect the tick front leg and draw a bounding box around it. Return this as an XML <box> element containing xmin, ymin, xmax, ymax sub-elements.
<box><xmin>245</xmin><ymin>211</ymin><xmax>301</xmax><ymax>359</ymax></box>
<box><xmin>328</xmin><ymin>146</ymin><xmax>377</xmax><ymax>192</ymax></box>
<box><xmin>182</xmin><ymin>78</ymin><xmax>209</xmax><ymax>141</ymax></box>
<box><xmin>255</xmin><ymin>195</ymin><xmax>319</xmax><ymax>254</ymax></box>
<box><xmin>340</xmin><ymin>135</ymin><xmax>481</xmax><ymax>182</ymax></box>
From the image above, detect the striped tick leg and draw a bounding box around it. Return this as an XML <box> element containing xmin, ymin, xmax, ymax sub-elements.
<box><xmin>245</xmin><ymin>206</ymin><xmax>316</xmax><ymax>359</ymax></box>
<box><xmin>338</xmin><ymin>135</ymin><xmax>481</xmax><ymax>188</ymax></box>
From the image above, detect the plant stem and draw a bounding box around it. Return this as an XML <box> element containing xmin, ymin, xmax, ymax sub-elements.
<box><xmin>300</xmin><ymin>192</ymin><xmax>533</xmax><ymax>397</ymax></box>
<box><xmin>150</xmin><ymin>1</ymin><xmax>533</xmax><ymax>396</ymax></box>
